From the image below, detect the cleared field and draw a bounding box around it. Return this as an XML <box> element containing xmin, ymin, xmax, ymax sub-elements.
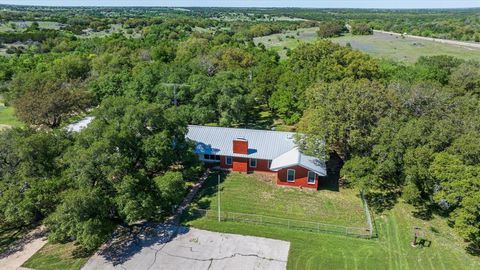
<box><xmin>0</xmin><ymin>21</ymin><xmax>64</xmax><ymax>31</ymax></box>
<box><xmin>254</xmin><ymin>27</ymin><xmax>318</xmax><ymax>59</ymax></box>
<box><xmin>191</xmin><ymin>172</ymin><xmax>367</xmax><ymax>228</ymax></box>
<box><xmin>254</xmin><ymin>27</ymin><xmax>480</xmax><ymax>62</ymax></box>
<box><xmin>186</xmin><ymin>175</ymin><xmax>480</xmax><ymax>270</ymax></box>
<box><xmin>331</xmin><ymin>32</ymin><xmax>480</xmax><ymax>63</ymax></box>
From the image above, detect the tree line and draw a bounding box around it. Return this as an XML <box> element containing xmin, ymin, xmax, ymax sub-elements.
<box><xmin>0</xmin><ymin>10</ymin><xmax>479</xmax><ymax>255</ymax></box>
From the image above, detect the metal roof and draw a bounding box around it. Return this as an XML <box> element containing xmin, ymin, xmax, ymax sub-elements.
<box><xmin>66</xmin><ymin>116</ymin><xmax>94</xmax><ymax>133</ymax></box>
<box><xmin>187</xmin><ymin>125</ymin><xmax>296</xmax><ymax>160</ymax></box>
<box><xmin>65</xmin><ymin>121</ymin><xmax>326</xmax><ymax>175</ymax></box>
<box><xmin>270</xmin><ymin>148</ymin><xmax>327</xmax><ymax>176</ymax></box>
<box><xmin>187</xmin><ymin>125</ymin><xmax>326</xmax><ymax>175</ymax></box>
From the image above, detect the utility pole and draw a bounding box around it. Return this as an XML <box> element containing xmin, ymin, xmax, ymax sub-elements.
<box><xmin>217</xmin><ymin>174</ymin><xmax>221</xmax><ymax>222</ymax></box>
<box><xmin>159</xmin><ymin>83</ymin><xmax>190</xmax><ymax>107</ymax></box>
<box><xmin>173</xmin><ymin>84</ymin><xmax>177</xmax><ymax>106</ymax></box>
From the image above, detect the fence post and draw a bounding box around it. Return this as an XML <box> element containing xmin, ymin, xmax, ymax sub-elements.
<box><xmin>361</xmin><ymin>191</ymin><xmax>374</xmax><ymax>239</ymax></box>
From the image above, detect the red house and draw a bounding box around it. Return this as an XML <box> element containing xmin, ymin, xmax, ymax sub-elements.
<box><xmin>186</xmin><ymin>125</ymin><xmax>327</xmax><ymax>189</ymax></box>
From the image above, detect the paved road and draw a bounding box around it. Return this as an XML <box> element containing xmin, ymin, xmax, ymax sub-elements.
<box><xmin>0</xmin><ymin>227</ymin><xmax>47</xmax><ymax>270</ymax></box>
<box><xmin>82</xmin><ymin>226</ymin><xmax>290</xmax><ymax>270</ymax></box>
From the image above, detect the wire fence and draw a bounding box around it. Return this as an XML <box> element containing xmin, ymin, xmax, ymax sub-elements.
<box><xmin>360</xmin><ymin>191</ymin><xmax>375</xmax><ymax>238</ymax></box>
<box><xmin>189</xmin><ymin>208</ymin><xmax>373</xmax><ymax>238</ymax></box>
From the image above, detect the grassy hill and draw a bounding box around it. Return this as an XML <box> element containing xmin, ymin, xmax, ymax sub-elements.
<box><xmin>186</xmin><ymin>172</ymin><xmax>480</xmax><ymax>270</ymax></box>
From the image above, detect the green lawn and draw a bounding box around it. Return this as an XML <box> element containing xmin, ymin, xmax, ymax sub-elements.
<box><xmin>23</xmin><ymin>242</ymin><xmax>90</xmax><ymax>270</ymax></box>
<box><xmin>254</xmin><ymin>27</ymin><xmax>480</xmax><ymax>63</ymax></box>
<box><xmin>0</xmin><ymin>106</ymin><xmax>23</xmax><ymax>129</ymax></box>
<box><xmin>185</xmin><ymin>172</ymin><xmax>480</xmax><ymax>270</ymax></box>
<box><xmin>190</xmin><ymin>172</ymin><xmax>367</xmax><ymax>227</ymax></box>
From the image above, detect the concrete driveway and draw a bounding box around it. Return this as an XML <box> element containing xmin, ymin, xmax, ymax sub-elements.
<box><xmin>82</xmin><ymin>224</ymin><xmax>289</xmax><ymax>270</ymax></box>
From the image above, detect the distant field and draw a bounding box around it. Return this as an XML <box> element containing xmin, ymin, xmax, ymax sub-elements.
<box><xmin>254</xmin><ymin>27</ymin><xmax>480</xmax><ymax>62</ymax></box>
<box><xmin>254</xmin><ymin>27</ymin><xmax>318</xmax><ymax>58</ymax></box>
<box><xmin>211</xmin><ymin>13</ymin><xmax>307</xmax><ymax>22</ymax></box>
<box><xmin>0</xmin><ymin>21</ymin><xmax>64</xmax><ymax>31</ymax></box>
<box><xmin>186</xmin><ymin>172</ymin><xmax>480</xmax><ymax>270</ymax></box>
<box><xmin>77</xmin><ymin>24</ymin><xmax>141</xmax><ymax>39</ymax></box>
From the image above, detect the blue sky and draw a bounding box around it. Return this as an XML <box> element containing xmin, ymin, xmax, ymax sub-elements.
<box><xmin>0</xmin><ymin>1</ymin><xmax>479</xmax><ymax>9</ymax></box>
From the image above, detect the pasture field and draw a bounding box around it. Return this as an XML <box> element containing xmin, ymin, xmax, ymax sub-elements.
<box><xmin>254</xmin><ymin>27</ymin><xmax>480</xmax><ymax>62</ymax></box>
<box><xmin>185</xmin><ymin>172</ymin><xmax>480</xmax><ymax>270</ymax></box>
<box><xmin>331</xmin><ymin>32</ymin><xmax>480</xmax><ymax>63</ymax></box>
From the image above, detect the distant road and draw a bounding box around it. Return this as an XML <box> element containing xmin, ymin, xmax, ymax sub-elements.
<box><xmin>374</xmin><ymin>30</ymin><xmax>480</xmax><ymax>50</ymax></box>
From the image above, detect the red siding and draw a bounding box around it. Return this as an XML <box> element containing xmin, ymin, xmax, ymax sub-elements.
<box><xmin>220</xmin><ymin>156</ymin><xmax>233</xmax><ymax>169</ymax></box>
<box><xmin>277</xmin><ymin>165</ymin><xmax>318</xmax><ymax>189</ymax></box>
<box><xmin>233</xmin><ymin>139</ymin><xmax>248</xmax><ymax>154</ymax></box>
<box><xmin>220</xmin><ymin>156</ymin><xmax>273</xmax><ymax>173</ymax></box>
<box><xmin>249</xmin><ymin>158</ymin><xmax>271</xmax><ymax>172</ymax></box>
<box><xmin>232</xmin><ymin>157</ymin><xmax>248</xmax><ymax>173</ymax></box>
<box><xmin>217</xmin><ymin>155</ymin><xmax>318</xmax><ymax>190</ymax></box>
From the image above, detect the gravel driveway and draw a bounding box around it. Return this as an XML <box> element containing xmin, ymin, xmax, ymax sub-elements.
<box><xmin>82</xmin><ymin>225</ymin><xmax>290</xmax><ymax>270</ymax></box>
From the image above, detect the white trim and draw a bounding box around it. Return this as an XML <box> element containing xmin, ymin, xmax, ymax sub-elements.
<box><xmin>287</xmin><ymin>169</ymin><xmax>295</xmax><ymax>182</ymax></box>
<box><xmin>307</xmin><ymin>171</ymin><xmax>316</xmax><ymax>184</ymax></box>
<box><xmin>249</xmin><ymin>158</ymin><xmax>257</xmax><ymax>168</ymax></box>
<box><xmin>225</xmin><ymin>156</ymin><xmax>233</xmax><ymax>165</ymax></box>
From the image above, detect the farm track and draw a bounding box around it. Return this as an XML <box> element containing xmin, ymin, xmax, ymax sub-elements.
<box><xmin>374</xmin><ymin>30</ymin><xmax>480</xmax><ymax>50</ymax></box>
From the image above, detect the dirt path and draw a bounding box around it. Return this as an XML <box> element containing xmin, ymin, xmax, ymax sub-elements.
<box><xmin>169</xmin><ymin>169</ymin><xmax>211</xmax><ymax>225</ymax></box>
<box><xmin>0</xmin><ymin>226</ymin><xmax>47</xmax><ymax>270</ymax></box>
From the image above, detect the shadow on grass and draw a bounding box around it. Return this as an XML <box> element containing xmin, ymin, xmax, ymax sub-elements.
<box><xmin>319</xmin><ymin>152</ymin><xmax>343</xmax><ymax>192</ymax></box>
<box><xmin>466</xmin><ymin>243</ymin><xmax>480</xmax><ymax>256</ymax></box>
<box><xmin>365</xmin><ymin>190</ymin><xmax>399</xmax><ymax>213</ymax></box>
<box><xmin>182</xmin><ymin>170</ymin><xmax>227</xmax><ymax>223</ymax></box>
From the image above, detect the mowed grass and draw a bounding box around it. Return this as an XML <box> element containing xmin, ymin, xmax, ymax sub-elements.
<box><xmin>23</xmin><ymin>242</ymin><xmax>90</xmax><ymax>270</ymax></box>
<box><xmin>191</xmin><ymin>172</ymin><xmax>366</xmax><ymax>227</ymax></box>
<box><xmin>254</xmin><ymin>27</ymin><xmax>480</xmax><ymax>63</ymax></box>
<box><xmin>186</xmin><ymin>173</ymin><xmax>480</xmax><ymax>269</ymax></box>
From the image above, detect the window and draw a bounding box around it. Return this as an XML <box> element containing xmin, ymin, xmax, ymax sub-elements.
<box><xmin>267</xmin><ymin>160</ymin><xmax>272</xmax><ymax>169</ymax></box>
<box><xmin>249</xmin><ymin>158</ymin><xmax>257</xmax><ymax>168</ymax></box>
<box><xmin>203</xmin><ymin>154</ymin><xmax>220</xmax><ymax>161</ymax></box>
<box><xmin>308</xmin><ymin>171</ymin><xmax>316</xmax><ymax>184</ymax></box>
<box><xmin>287</xmin><ymin>169</ymin><xmax>295</xmax><ymax>182</ymax></box>
<box><xmin>225</xmin><ymin>156</ymin><xmax>233</xmax><ymax>165</ymax></box>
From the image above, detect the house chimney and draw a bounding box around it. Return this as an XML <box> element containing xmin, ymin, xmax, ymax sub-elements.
<box><xmin>233</xmin><ymin>138</ymin><xmax>248</xmax><ymax>154</ymax></box>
